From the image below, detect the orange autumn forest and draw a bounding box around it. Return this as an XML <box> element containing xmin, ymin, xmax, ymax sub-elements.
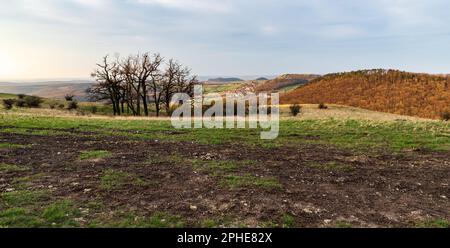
<box><xmin>281</xmin><ymin>69</ymin><xmax>450</xmax><ymax>119</ymax></box>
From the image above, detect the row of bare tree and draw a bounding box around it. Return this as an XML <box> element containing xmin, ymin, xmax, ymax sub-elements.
<box><xmin>87</xmin><ymin>53</ymin><xmax>198</xmax><ymax>116</ymax></box>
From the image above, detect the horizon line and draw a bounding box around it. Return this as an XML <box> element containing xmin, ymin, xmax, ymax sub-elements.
<box><xmin>1</xmin><ymin>68</ymin><xmax>449</xmax><ymax>83</ymax></box>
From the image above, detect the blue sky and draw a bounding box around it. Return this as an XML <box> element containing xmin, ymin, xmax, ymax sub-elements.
<box><xmin>1</xmin><ymin>0</ymin><xmax>450</xmax><ymax>80</ymax></box>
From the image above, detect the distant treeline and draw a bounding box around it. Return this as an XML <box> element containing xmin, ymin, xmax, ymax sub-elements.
<box><xmin>87</xmin><ymin>53</ymin><xmax>198</xmax><ymax>116</ymax></box>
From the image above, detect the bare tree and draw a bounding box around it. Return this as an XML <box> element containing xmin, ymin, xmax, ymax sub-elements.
<box><xmin>161</xmin><ymin>59</ymin><xmax>179</xmax><ymax>113</ymax></box>
<box><xmin>148</xmin><ymin>61</ymin><xmax>165</xmax><ymax>117</ymax></box>
<box><xmin>140</xmin><ymin>53</ymin><xmax>163</xmax><ymax>116</ymax></box>
<box><xmin>88</xmin><ymin>52</ymin><xmax>197</xmax><ymax>117</ymax></box>
<box><xmin>88</xmin><ymin>55</ymin><xmax>124</xmax><ymax>115</ymax></box>
<box><xmin>161</xmin><ymin>59</ymin><xmax>198</xmax><ymax>113</ymax></box>
<box><xmin>121</xmin><ymin>56</ymin><xmax>140</xmax><ymax>115</ymax></box>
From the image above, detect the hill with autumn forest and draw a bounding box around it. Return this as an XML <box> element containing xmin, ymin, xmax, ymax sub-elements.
<box><xmin>281</xmin><ymin>69</ymin><xmax>450</xmax><ymax>119</ymax></box>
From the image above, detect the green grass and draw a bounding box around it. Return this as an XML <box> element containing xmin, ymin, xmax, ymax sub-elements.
<box><xmin>281</xmin><ymin>214</ymin><xmax>296</xmax><ymax>228</ymax></box>
<box><xmin>200</xmin><ymin>218</ymin><xmax>220</xmax><ymax>228</ymax></box>
<box><xmin>41</xmin><ymin>200</ymin><xmax>81</xmax><ymax>227</ymax></box>
<box><xmin>0</xmin><ymin>142</ymin><xmax>30</xmax><ymax>149</ymax></box>
<box><xmin>0</xmin><ymin>208</ymin><xmax>43</xmax><ymax>228</ymax></box>
<box><xmin>145</xmin><ymin>212</ymin><xmax>185</xmax><ymax>228</ymax></box>
<box><xmin>416</xmin><ymin>219</ymin><xmax>450</xmax><ymax>228</ymax></box>
<box><xmin>78</xmin><ymin>103</ymin><xmax>115</xmax><ymax>115</ymax></box>
<box><xmin>0</xmin><ymin>163</ymin><xmax>29</xmax><ymax>172</ymax></box>
<box><xmin>191</xmin><ymin>159</ymin><xmax>280</xmax><ymax>190</ymax></box>
<box><xmin>190</xmin><ymin>159</ymin><xmax>279</xmax><ymax>191</ymax></box>
<box><xmin>1</xmin><ymin>190</ymin><xmax>50</xmax><ymax>207</ymax></box>
<box><xmin>203</xmin><ymin>83</ymin><xmax>243</xmax><ymax>94</ymax></box>
<box><xmin>0</xmin><ymin>93</ymin><xmax>17</xmax><ymax>99</ymax></box>
<box><xmin>0</xmin><ymin>113</ymin><xmax>448</xmax><ymax>151</ymax></box>
<box><xmin>100</xmin><ymin>169</ymin><xmax>149</xmax><ymax>190</ymax></box>
<box><xmin>79</xmin><ymin>150</ymin><xmax>112</xmax><ymax>160</ymax></box>
<box><xmin>0</xmin><ymin>196</ymin><xmax>82</xmax><ymax>228</ymax></box>
<box><xmin>279</xmin><ymin>119</ymin><xmax>450</xmax><ymax>152</ymax></box>
<box><xmin>222</xmin><ymin>174</ymin><xmax>282</xmax><ymax>189</ymax></box>
<box><xmin>100</xmin><ymin>169</ymin><xmax>130</xmax><ymax>190</ymax></box>
<box><xmin>12</xmin><ymin>173</ymin><xmax>46</xmax><ymax>189</ymax></box>
<box><xmin>0</xmin><ymin>128</ymin><xmax>73</xmax><ymax>137</ymax></box>
<box><xmin>0</xmin><ymin>187</ymin><xmax>185</xmax><ymax>228</ymax></box>
<box><xmin>200</xmin><ymin>216</ymin><xmax>234</xmax><ymax>228</ymax></box>
<box><xmin>0</xmin><ymin>189</ymin><xmax>52</xmax><ymax>227</ymax></box>
<box><xmin>89</xmin><ymin>212</ymin><xmax>185</xmax><ymax>228</ymax></box>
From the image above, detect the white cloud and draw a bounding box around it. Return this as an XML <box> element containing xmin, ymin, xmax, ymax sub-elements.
<box><xmin>134</xmin><ymin>0</ymin><xmax>232</xmax><ymax>13</ymax></box>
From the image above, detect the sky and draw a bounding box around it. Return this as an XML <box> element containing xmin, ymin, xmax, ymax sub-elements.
<box><xmin>1</xmin><ymin>0</ymin><xmax>450</xmax><ymax>80</ymax></box>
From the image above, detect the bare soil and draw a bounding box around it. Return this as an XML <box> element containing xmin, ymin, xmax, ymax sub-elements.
<box><xmin>0</xmin><ymin>130</ymin><xmax>449</xmax><ymax>227</ymax></box>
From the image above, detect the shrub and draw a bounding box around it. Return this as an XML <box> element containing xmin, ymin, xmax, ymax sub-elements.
<box><xmin>289</xmin><ymin>104</ymin><xmax>301</xmax><ymax>116</ymax></box>
<box><xmin>58</xmin><ymin>104</ymin><xmax>65</xmax><ymax>109</ymax></box>
<box><xmin>318</xmin><ymin>103</ymin><xmax>328</xmax><ymax>109</ymax></box>
<box><xmin>2</xmin><ymin>99</ymin><xmax>15</xmax><ymax>110</ymax></box>
<box><xmin>24</xmin><ymin>96</ymin><xmax>43</xmax><ymax>108</ymax></box>
<box><xmin>64</xmin><ymin>94</ymin><xmax>75</xmax><ymax>101</ymax></box>
<box><xmin>441</xmin><ymin>111</ymin><xmax>450</xmax><ymax>121</ymax></box>
<box><xmin>17</xmin><ymin>94</ymin><xmax>26</xmax><ymax>99</ymax></box>
<box><xmin>90</xmin><ymin>106</ymin><xmax>98</xmax><ymax>114</ymax></box>
<box><xmin>48</xmin><ymin>101</ymin><xmax>58</xmax><ymax>109</ymax></box>
<box><xmin>15</xmin><ymin>99</ymin><xmax>26</xmax><ymax>107</ymax></box>
<box><xmin>67</xmin><ymin>100</ymin><xmax>78</xmax><ymax>110</ymax></box>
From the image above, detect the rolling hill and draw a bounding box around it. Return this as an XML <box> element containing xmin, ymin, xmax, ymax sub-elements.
<box><xmin>256</xmin><ymin>74</ymin><xmax>320</xmax><ymax>92</ymax></box>
<box><xmin>0</xmin><ymin>81</ymin><xmax>93</xmax><ymax>101</ymax></box>
<box><xmin>205</xmin><ymin>77</ymin><xmax>244</xmax><ymax>84</ymax></box>
<box><xmin>281</xmin><ymin>69</ymin><xmax>450</xmax><ymax>119</ymax></box>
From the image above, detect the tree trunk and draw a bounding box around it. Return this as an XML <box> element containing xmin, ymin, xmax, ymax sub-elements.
<box><xmin>142</xmin><ymin>82</ymin><xmax>149</xmax><ymax>116</ymax></box>
<box><xmin>155</xmin><ymin>103</ymin><xmax>160</xmax><ymax>117</ymax></box>
<box><xmin>136</xmin><ymin>85</ymin><xmax>141</xmax><ymax>116</ymax></box>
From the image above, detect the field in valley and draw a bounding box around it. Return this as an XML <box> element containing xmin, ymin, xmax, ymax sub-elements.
<box><xmin>0</xmin><ymin>106</ymin><xmax>449</xmax><ymax>228</ymax></box>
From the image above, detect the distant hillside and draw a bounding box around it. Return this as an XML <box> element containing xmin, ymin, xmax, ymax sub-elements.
<box><xmin>204</xmin><ymin>79</ymin><xmax>267</xmax><ymax>95</ymax></box>
<box><xmin>206</xmin><ymin>77</ymin><xmax>244</xmax><ymax>84</ymax></box>
<box><xmin>256</xmin><ymin>74</ymin><xmax>320</xmax><ymax>92</ymax></box>
<box><xmin>282</xmin><ymin>69</ymin><xmax>450</xmax><ymax>119</ymax></box>
<box><xmin>0</xmin><ymin>81</ymin><xmax>93</xmax><ymax>101</ymax></box>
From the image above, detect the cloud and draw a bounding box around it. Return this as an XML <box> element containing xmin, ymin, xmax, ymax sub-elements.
<box><xmin>376</xmin><ymin>0</ymin><xmax>444</xmax><ymax>27</ymax></box>
<box><xmin>2</xmin><ymin>0</ymin><xmax>450</xmax><ymax>78</ymax></box>
<box><xmin>19</xmin><ymin>0</ymin><xmax>85</xmax><ymax>24</ymax></box>
<box><xmin>134</xmin><ymin>0</ymin><xmax>232</xmax><ymax>13</ymax></box>
<box><xmin>69</xmin><ymin>0</ymin><xmax>107</xmax><ymax>8</ymax></box>
<box><xmin>2</xmin><ymin>0</ymin><xmax>115</xmax><ymax>26</ymax></box>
